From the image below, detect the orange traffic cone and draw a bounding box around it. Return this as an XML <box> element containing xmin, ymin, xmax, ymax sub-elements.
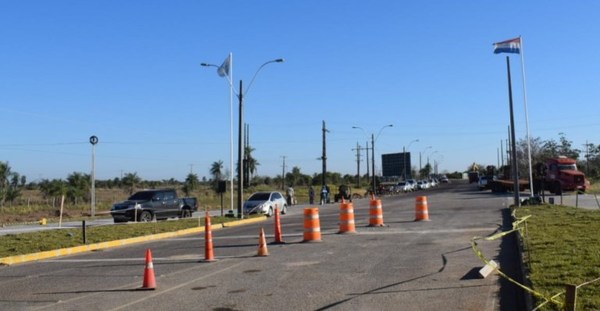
<box><xmin>273</xmin><ymin>206</ymin><xmax>285</xmax><ymax>244</ymax></box>
<box><xmin>368</xmin><ymin>196</ymin><xmax>384</xmax><ymax>227</ymax></box>
<box><xmin>203</xmin><ymin>212</ymin><xmax>216</xmax><ymax>262</ymax></box>
<box><xmin>257</xmin><ymin>227</ymin><xmax>269</xmax><ymax>256</ymax></box>
<box><xmin>415</xmin><ymin>196</ymin><xmax>430</xmax><ymax>221</ymax></box>
<box><xmin>141</xmin><ymin>249</ymin><xmax>156</xmax><ymax>290</ymax></box>
<box><xmin>338</xmin><ymin>198</ymin><xmax>356</xmax><ymax>234</ymax></box>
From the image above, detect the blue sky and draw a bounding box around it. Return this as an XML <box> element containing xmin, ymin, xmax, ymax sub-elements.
<box><xmin>1</xmin><ymin>1</ymin><xmax>599</xmax><ymax>182</ymax></box>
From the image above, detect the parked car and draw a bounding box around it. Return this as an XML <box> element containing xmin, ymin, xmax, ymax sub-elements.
<box><xmin>243</xmin><ymin>191</ymin><xmax>287</xmax><ymax>217</ymax></box>
<box><xmin>417</xmin><ymin>180</ymin><xmax>430</xmax><ymax>190</ymax></box>
<box><xmin>397</xmin><ymin>181</ymin><xmax>412</xmax><ymax>192</ymax></box>
<box><xmin>407</xmin><ymin>179</ymin><xmax>418</xmax><ymax>190</ymax></box>
<box><xmin>110</xmin><ymin>189</ymin><xmax>198</xmax><ymax>223</ymax></box>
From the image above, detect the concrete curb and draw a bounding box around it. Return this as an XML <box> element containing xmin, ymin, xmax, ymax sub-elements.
<box><xmin>0</xmin><ymin>216</ymin><xmax>267</xmax><ymax>266</ymax></box>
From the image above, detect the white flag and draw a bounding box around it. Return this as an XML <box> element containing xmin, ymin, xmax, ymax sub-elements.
<box><xmin>217</xmin><ymin>55</ymin><xmax>231</xmax><ymax>77</ymax></box>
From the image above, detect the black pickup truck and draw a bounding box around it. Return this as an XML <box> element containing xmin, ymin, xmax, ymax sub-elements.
<box><xmin>110</xmin><ymin>189</ymin><xmax>198</xmax><ymax>223</ymax></box>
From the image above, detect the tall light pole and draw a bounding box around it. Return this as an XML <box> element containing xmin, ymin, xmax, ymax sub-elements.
<box><xmin>203</xmin><ymin>57</ymin><xmax>284</xmax><ymax>218</ymax></box>
<box><xmin>353</xmin><ymin>124</ymin><xmax>392</xmax><ymax>194</ymax></box>
<box><xmin>428</xmin><ymin>150</ymin><xmax>438</xmax><ymax>168</ymax></box>
<box><xmin>89</xmin><ymin>135</ymin><xmax>98</xmax><ymax>217</ymax></box>
<box><xmin>403</xmin><ymin>139</ymin><xmax>419</xmax><ymax>180</ymax></box>
<box><xmin>419</xmin><ymin>146</ymin><xmax>432</xmax><ymax>178</ymax></box>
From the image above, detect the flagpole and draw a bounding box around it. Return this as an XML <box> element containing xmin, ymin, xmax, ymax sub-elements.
<box><xmin>228</xmin><ymin>53</ymin><xmax>234</xmax><ymax>216</ymax></box>
<box><xmin>519</xmin><ymin>37</ymin><xmax>534</xmax><ymax>196</ymax></box>
<box><xmin>506</xmin><ymin>56</ymin><xmax>520</xmax><ymax>207</ymax></box>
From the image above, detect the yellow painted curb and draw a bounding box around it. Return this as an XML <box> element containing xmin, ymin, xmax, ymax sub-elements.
<box><xmin>0</xmin><ymin>216</ymin><xmax>266</xmax><ymax>266</ymax></box>
<box><xmin>222</xmin><ymin>216</ymin><xmax>268</xmax><ymax>227</ymax></box>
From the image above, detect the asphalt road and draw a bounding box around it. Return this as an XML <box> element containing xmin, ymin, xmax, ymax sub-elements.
<box><xmin>0</xmin><ymin>183</ymin><xmax>526</xmax><ymax>311</ymax></box>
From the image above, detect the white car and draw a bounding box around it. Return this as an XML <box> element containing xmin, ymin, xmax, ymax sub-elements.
<box><xmin>243</xmin><ymin>191</ymin><xmax>288</xmax><ymax>217</ymax></box>
<box><xmin>397</xmin><ymin>182</ymin><xmax>412</xmax><ymax>192</ymax></box>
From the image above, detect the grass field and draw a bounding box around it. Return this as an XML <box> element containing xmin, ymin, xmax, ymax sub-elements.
<box><xmin>0</xmin><ymin>215</ymin><xmax>256</xmax><ymax>258</ymax></box>
<box><xmin>515</xmin><ymin>204</ymin><xmax>600</xmax><ymax>310</ymax></box>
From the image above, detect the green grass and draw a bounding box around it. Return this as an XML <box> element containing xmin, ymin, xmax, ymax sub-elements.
<box><xmin>0</xmin><ymin>216</ymin><xmax>256</xmax><ymax>258</ymax></box>
<box><xmin>515</xmin><ymin>205</ymin><xmax>600</xmax><ymax>310</ymax></box>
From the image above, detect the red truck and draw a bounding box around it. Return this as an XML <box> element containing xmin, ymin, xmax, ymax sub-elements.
<box><xmin>483</xmin><ymin>156</ymin><xmax>589</xmax><ymax>194</ymax></box>
<box><xmin>539</xmin><ymin>156</ymin><xmax>588</xmax><ymax>194</ymax></box>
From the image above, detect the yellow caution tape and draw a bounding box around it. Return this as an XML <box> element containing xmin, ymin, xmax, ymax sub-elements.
<box><xmin>471</xmin><ymin>213</ymin><xmax>565</xmax><ymax>309</ymax></box>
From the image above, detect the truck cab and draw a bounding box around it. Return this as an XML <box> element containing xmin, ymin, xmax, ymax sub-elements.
<box><xmin>544</xmin><ymin>156</ymin><xmax>588</xmax><ymax>194</ymax></box>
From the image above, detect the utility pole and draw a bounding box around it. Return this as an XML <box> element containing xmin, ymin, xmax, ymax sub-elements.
<box><xmin>352</xmin><ymin>143</ymin><xmax>362</xmax><ymax>188</ymax></box>
<box><xmin>281</xmin><ymin>155</ymin><xmax>287</xmax><ymax>190</ymax></box>
<box><xmin>371</xmin><ymin>133</ymin><xmax>375</xmax><ymax>194</ymax></box>
<box><xmin>321</xmin><ymin>120</ymin><xmax>329</xmax><ymax>187</ymax></box>
<box><xmin>365</xmin><ymin>140</ymin><xmax>370</xmax><ymax>186</ymax></box>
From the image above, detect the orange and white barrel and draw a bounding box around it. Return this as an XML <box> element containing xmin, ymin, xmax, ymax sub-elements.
<box><xmin>368</xmin><ymin>198</ymin><xmax>384</xmax><ymax>227</ymax></box>
<box><xmin>303</xmin><ymin>208</ymin><xmax>322</xmax><ymax>242</ymax></box>
<box><xmin>415</xmin><ymin>196</ymin><xmax>430</xmax><ymax>221</ymax></box>
<box><xmin>338</xmin><ymin>201</ymin><xmax>356</xmax><ymax>233</ymax></box>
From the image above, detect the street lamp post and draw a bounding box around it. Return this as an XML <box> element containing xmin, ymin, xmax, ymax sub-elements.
<box><xmin>202</xmin><ymin>58</ymin><xmax>284</xmax><ymax>218</ymax></box>
<box><xmin>403</xmin><ymin>139</ymin><xmax>419</xmax><ymax>181</ymax></box>
<box><xmin>419</xmin><ymin>146</ymin><xmax>432</xmax><ymax>177</ymax></box>
<box><xmin>427</xmin><ymin>150</ymin><xmax>438</xmax><ymax>168</ymax></box>
<box><xmin>353</xmin><ymin>125</ymin><xmax>392</xmax><ymax>195</ymax></box>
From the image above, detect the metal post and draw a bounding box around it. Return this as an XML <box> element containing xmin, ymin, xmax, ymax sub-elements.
<box><xmin>322</xmin><ymin>121</ymin><xmax>327</xmax><ymax>187</ymax></box>
<box><xmin>403</xmin><ymin>146</ymin><xmax>406</xmax><ymax>180</ymax></box>
<box><xmin>82</xmin><ymin>220</ymin><xmax>87</xmax><ymax>244</ymax></box>
<box><xmin>371</xmin><ymin>133</ymin><xmax>375</xmax><ymax>194</ymax></box>
<box><xmin>564</xmin><ymin>284</ymin><xmax>577</xmax><ymax>311</ymax></box>
<box><xmin>237</xmin><ymin>80</ymin><xmax>244</xmax><ymax>219</ymax></box>
<box><xmin>365</xmin><ymin>140</ymin><xmax>370</xmax><ymax>186</ymax></box>
<box><xmin>89</xmin><ymin>136</ymin><xmax>98</xmax><ymax>217</ymax></box>
<box><xmin>506</xmin><ymin>56</ymin><xmax>520</xmax><ymax>206</ymax></box>
<box><xmin>355</xmin><ymin>143</ymin><xmax>361</xmax><ymax>188</ymax></box>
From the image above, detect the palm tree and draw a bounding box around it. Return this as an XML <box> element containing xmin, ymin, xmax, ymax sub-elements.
<box><xmin>210</xmin><ymin>161</ymin><xmax>224</xmax><ymax>181</ymax></box>
<box><xmin>244</xmin><ymin>146</ymin><xmax>260</xmax><ymax>180</ymax></box>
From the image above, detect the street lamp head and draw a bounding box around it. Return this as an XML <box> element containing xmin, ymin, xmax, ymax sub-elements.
<box><xmin>200</xmin><ymin>63</ymin><xmax>217</xmax><ymax>67</ymax></box>
<box><xmin>275</xmin><ymin>58</ymin><xmax>285</xmax><ymax>63</ymax></box>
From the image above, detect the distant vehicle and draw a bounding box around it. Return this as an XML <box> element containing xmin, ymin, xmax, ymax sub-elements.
<box><xmin>244</xmin><ymin>191</ymin><xmax>287</xmax><ymax>217</ymax></box>
<box><xmin>468</xmin><ymin>171</ymin><xmax>480</xmax><ymax>184</ymax></box>
<box><xmin>397</xmin><ymin>181</ymin><xmax>412</xmax><ymax>192</ymax></box>
<box><xmin>407</xmin><ymin>179</ymin><xmax>418</xmax><ymax>190</ymax></box>
<box><xmin>334</xmin><ymin>185</ymin><xmax>352</xmax><ymax>202</ymax></box>
<box><xmin>478</xmin><ymin>176</ymin><xmax>489</xmax><ymax>190</ymax></box>
<box><xmin>440</xmin><ymin>176</ymin><xmax>449</xmax><ymax>183</ymax></box>
<box><xmin>110</xmin><ymin>189</ymin><xmax>198</xmax><ymax>223</ymax></box>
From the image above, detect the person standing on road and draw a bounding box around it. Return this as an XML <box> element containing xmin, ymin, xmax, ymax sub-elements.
<box><xmin>286</xmin><ymin>185</ymin><xmax>295</xmax><ymax>206</ymax></box>
<box><xmin>309</xmin><ymin>186</ymin><xmax>315</xmax><ymax>205</ymax></box>
<box><xmin>320</xmin><ymin>185</ymin><xmax>329</xmax><ymax>205</ymax></box>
